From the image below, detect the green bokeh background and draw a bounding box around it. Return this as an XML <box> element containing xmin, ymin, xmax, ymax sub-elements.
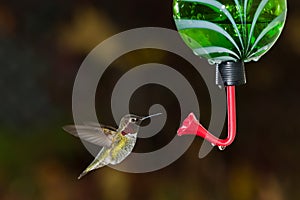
<box><xmin>0</xmin><ymin>0</ymin><xmax>300</xmax><ymax>199</ymax></box>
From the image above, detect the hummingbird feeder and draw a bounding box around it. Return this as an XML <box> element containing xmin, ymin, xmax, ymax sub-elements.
<box><xmin>173</xmin><ymin>0</ymin><xmax>287</xmax><ymax>149</ymax></box>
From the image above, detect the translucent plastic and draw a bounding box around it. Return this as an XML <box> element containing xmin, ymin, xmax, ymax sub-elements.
<box><xmin>173</xmin><ymin>0</ymin><xmax>287</xmax><ymax>64</ymax></box>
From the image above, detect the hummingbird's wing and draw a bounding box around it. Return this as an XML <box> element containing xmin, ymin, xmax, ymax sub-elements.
<box><xmin>62</xmin><ymin>125</ymin><xmax>116</xmax><ymax>147</ymax></box>
<box><xmin>83</xmin><ymin>122</ymin><xmax>117</xmax><ymax>132</ymax></box>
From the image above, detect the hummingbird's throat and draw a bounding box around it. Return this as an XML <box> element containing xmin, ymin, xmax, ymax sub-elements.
<box><xmin>121</xmin><ymin>124</ymin><xmax>138</xmax><ymax>135</ymax></box>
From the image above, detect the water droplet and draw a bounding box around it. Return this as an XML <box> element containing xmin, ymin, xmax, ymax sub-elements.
<box><xmin>192</xmin><ymin>50</ymin><xmax>199</xmax><ymax>56</ymax></box>
<box><xmin>218</xmin><ymin>146</ymin><xmax>226</xmax><ymax>150</ymax></box>
<box><xmin>253</xmin><ymin>57</ymin><xmax>260</xmax><ymax>62</ymax></box>
<box><xmin>208</xmin><ymin>59</ymin><xmax>216</xmax><ymax>65</ymax></box>
<box><xmin>211</xmin><ymin>143</ymin><xmax>215</xmax><ymax>146</ymax></box>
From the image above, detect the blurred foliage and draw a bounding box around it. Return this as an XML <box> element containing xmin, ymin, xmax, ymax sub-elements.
<box><xmin>0</xmin><ymin>38</ymin><xmax>55</xmax><ymax>127</ymax></box>
<box><xmin>0</xmin><ymin>0</ymin><xmax>300</xmax><ymax>199</ymax></box>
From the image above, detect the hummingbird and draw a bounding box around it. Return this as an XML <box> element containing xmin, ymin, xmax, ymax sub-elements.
<box><xmin>63</xmin><ymin>113</ymin><xmax>162</xmax><ymax>179</ymax></box>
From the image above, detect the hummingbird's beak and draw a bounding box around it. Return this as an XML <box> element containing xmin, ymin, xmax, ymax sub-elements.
<box><xmin>141</xmin><ymin>113</ymin><xmax>162</xmax><ymax>121</ymax></box>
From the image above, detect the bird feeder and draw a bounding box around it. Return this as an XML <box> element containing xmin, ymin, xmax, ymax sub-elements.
<box><xmin>174</xmin><ymin>0</ymin><xmax>287</xmax><ymax>149</ymax></box>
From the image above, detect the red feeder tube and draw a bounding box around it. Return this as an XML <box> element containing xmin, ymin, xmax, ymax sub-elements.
<box><xmin>177</xmin><ymin>86</ymin><xmax>236</xmax><ymax>149</ymax></box>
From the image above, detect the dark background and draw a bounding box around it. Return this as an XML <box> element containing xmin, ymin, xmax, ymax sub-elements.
<box><xmin>0</xmin><ymin>0</ymin><xmax>299</xmax><ymax>199</ymax></box>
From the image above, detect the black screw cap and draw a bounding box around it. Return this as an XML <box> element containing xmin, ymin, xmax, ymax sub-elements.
<box><xmin>216</xmin><ymin>61</ymin><xmax>246</xmax><ymax>86</ymax></box>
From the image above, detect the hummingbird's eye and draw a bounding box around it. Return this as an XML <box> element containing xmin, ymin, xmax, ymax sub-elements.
<box><xmin>130</xmin><ymin>118</ymin><xmax>137</xmax><ymax>123</ymax></box>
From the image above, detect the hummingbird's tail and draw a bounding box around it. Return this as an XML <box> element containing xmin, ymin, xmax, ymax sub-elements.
<box><xmin>77</xmin><ymin>162</ymin><xmax>106</xmax><ymax>179</ymax></box>
<box><xmin>78</xmin><ymin>171</ymin><xmax>88</xmax><ymax>179</ymax></box>
<box><xmin>77</xmin><ymin>147</ymin><xmax>109</xmax><ymax>179</ymax></box>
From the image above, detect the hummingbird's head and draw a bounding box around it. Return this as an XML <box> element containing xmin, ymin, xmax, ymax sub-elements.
<box><xmin>118</xmin><ymin>113</ymin><xmax>162</xmax><ymax>135</ymax></box>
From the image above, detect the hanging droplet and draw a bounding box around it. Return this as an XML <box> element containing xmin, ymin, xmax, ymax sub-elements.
<box><xmin>218</xmin><ymin>146</ymin><xmax>226</xmax><ymax>151</ymax></box>
<box><xmin>208</xmin><ymin>59</ymin><xmax>216</xmax><ymax>65</ymax></box>
<box><xmin>211</xmin><ymin>143</ymin><xmax>216</xmax><ymax>147</ymax></box>
<box><xmin>252</xmin><ymin>57</ymin><xmax>260</xmax><ymax>62</ymax></box>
